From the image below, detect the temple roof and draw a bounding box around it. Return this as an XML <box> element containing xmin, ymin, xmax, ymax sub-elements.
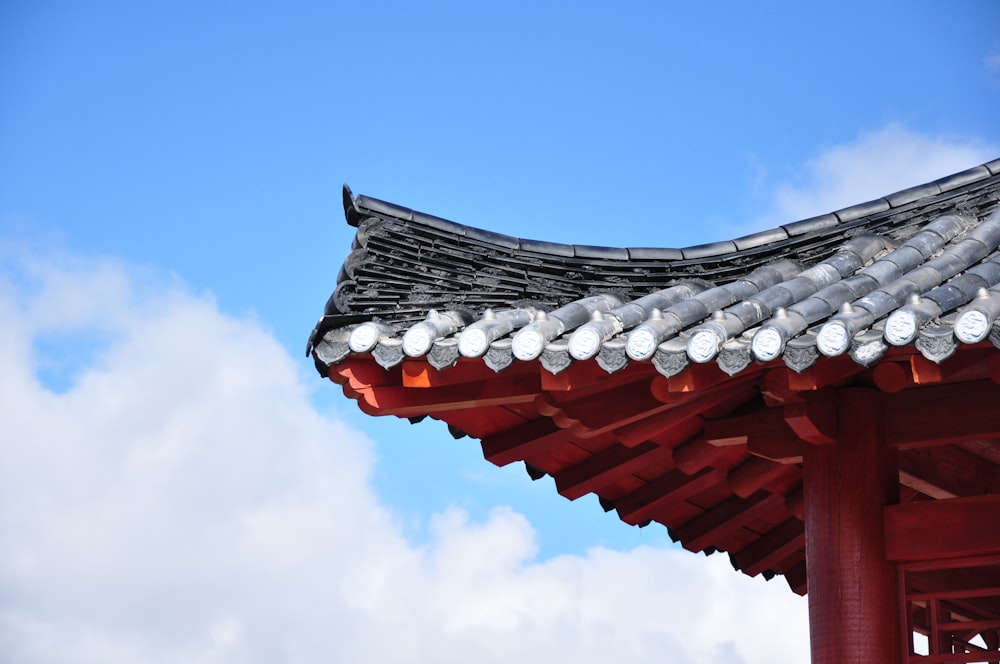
<box><xmin>310</xmin><ymin>159</ymin><xmax>1000</xmax><ymax>378</ymax></box>
<box><xmin>310</xmin><ymin>160</ymin><xmax>1000</xmax><ymax>598</ymax></box>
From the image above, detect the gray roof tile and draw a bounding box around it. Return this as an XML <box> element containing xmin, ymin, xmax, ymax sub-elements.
<box><xmin>312</xmin><ymin>161</ymin><xmax>1000</xmax><ymax>375</ymax></box>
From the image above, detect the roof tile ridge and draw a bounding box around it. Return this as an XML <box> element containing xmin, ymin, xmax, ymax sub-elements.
<box><xmin>340</xmin><ymin>159</ymin><xmax>999</xmax><ymax>260</ymax></box>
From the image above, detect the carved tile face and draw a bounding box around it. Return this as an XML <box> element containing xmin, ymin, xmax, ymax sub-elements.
<box><xmin>626</xmin><ymin>328</ymin><xmax>657</xmax><ymax>360</ymax></box>
<box><xmin>956</xmin><ymin>310</ymin><xmax>989</xmax><ymax>344</ymax></box>
<box><xmin>817</xmin><ymin>323</ymin><xmax>849</xmax><ymax>356</ymax></box>
<box><xmin>751</xmin><ymin>328</ymin><xmax>782</xmax><ymax>361</ymax></box>
<box><xmin>688</xmin><ymin>331</ymin><xmax>718</xmax><ymax>363</ymax></box>
<box><xmin>885</xmin><ymin>312</ymin><xmax>916</xmax><ymax>346</ymax></box>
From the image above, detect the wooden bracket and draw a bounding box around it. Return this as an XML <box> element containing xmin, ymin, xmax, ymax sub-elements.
<box><xmin>783</xmin><ymin>388</ymin><xmax>837</xmax><ymax>444</ymax></box>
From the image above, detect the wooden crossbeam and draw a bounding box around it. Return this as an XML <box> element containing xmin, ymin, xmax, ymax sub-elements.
<box><xmin>899</xmin><ymin>447</ymin><xmax>1000</xmax><ymax>500</ymax></box>
<box><xmin>886</xmin><ymin>495</ymin><xmax>1000</xmax><ymax>562</ymax></box>
<box><xmin>886</xmin><ymin>381</ymin><xmax>1000</xmax><ymax>449</ymax></box>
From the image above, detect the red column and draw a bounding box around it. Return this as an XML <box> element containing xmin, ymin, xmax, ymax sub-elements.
<box><xmin>803</xmin><ymin>388</ymin><xmax>902</xmax><ymax>664</ymax></box>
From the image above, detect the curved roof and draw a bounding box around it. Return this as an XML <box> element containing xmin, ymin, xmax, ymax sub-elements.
<box><xmin>309</xmin><ymin>160</ymin><xmax>1000</xmax><ymax>598</ymax></box>
<box><xmin>311</xmin><ymin>159</ymin><xmax>1000</xmax><ymax>378</ymax></box>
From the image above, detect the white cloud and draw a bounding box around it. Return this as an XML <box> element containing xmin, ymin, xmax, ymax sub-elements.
<box><xmin>752</xmin><ymin>124</ymin><xmax>997</xmax><ymax>229</ymax></box>
<box><xmin>0</xmin><ymin>247</ymin><xmax>807</xmax><ymax>663</ymax></box>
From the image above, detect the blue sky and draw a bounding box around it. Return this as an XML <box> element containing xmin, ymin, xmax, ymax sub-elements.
<box><xmin>1</xmin><ymin>2</ymin><xmax>999</xmax><ymax>662</ymax></box>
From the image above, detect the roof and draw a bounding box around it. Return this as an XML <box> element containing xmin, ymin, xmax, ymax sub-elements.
<box><xmin>310</xmin><ymin>160</ymin><xmax>1000</xmax><ymax>595</ymax></box>
<box><xmin>311</xmin><ymin>160</ymin><xmax>1000</xmax><ymax>377</ymax></box>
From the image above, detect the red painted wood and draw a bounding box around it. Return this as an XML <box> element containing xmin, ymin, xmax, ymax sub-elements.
<box><xmin>704</xmin><ymin>407</ymin><xmax>792</xmax><ymax>447</ymax></box>
<box><xmin>885</xmin><ymin>495</ymin><xmax>1000</xmax><ymax>562</ymax></box>
<box><xmin>784</xmin><ymin>559</ymin><xmax>808</xmax><ymax>595</ymax></box>
<box><xmin>544</xmin><ymin>378</ymin><xmax>662</xmax><ymax>437</ymax></box>
<box><xmin>480</xmin><ymin>418</ymin><xmax>571</xmax><ymax>467</ymax></box>
<box><xmin>734</xmin><ymin>518</ymin><xmax>805</xmax><ymax>578</ymax></box>
<box><xmin>897</xmin><ymin>445</ymin><xmax>1000</xmax><ymax>499</ymax></box>
<box><xmin>357</xmin><ymin>372</ymin><xmax>542</xmax><ymax>416</ymax></box>
<box><xmin>909</xmin><ymin>348</ymin><xmax>992</xmax><ymax>386</ymax></box>
<box><xmin>401</xmin><ymin>357</ymin><xmax>532</xmax><ymax>388</ymax></box>
<box><xmin>673</xmin><ymin>437</ymin><xmax>730</xmax><ymax>474</ymax></box>
<box><xmin>539</xmin><ymin>359</ymin><xmax>653</xmax><ymax>392</ymax></box>
<box><xmin>676</xmin><ymin>492</ymin><xmax>785</xmax><ymax>552</ymax></box>
<box><xmin>666</xmin><ymin>361</ymin><xmax>729</xmax><ymax>393</ymax></box>
<box><xmin>786</xmin><ymin>354</ymin><xmax>864</xmax><ymax>392</ymax></box>
<box><xmin>803</xmin><ymin>388</ymin><xmax>902</xmax><ymax>664</ymax></box>
<box><xmin>873</xmin><ymin>361</ymin><xmax>914</xmax><ymax>393</ymax></box>
<box><xmin>615</xmin><ymin>467</ymin><xmax>721</xmax><ymax>525</ymax></box>
<box><xmin>331</xmin><ymin>357</ymin><xmax>402</xmax><ymax>388</ymax></box>
<box><xmin>784</xmin><ymin>388</ymin><xmax>838</xmax><ymax>444</ymax></box>
<box><xmin>761</xmin><ymin>366</ymin><xmax>803</xmax><ymax>405</ymax></box>
<box><xmin>885</xmin><ymin>381</ymin><xmax>1000</xmax><ymax>449</ymax></box>
<box><xmin>727</xmin><ymin>457</ymin><xmax>796</xmax><ymax>498</ymax></box>
<box><xmin>908</xmin><ymin>586</ymin><xmax>1000</xmax><ymax>601</ymax></box>
<box><xmin>436</xmin><ymin>406</ymin><xmax>531</xmax><ymax>440</ymax></box>
<box><xmin>785</xmin><ymin>486</ymin><xmax>804</xmax><ymax>520</ymax></box>
<box><xmin>554</xmin><ymin>441</ymin><xmax>667</xmax><ymax>500</ymax></box>
<box><xmin>748</xmin><ymin>434</ymin><xmax>803</xmax><ymax>464</ymax></box>
<box><xmin>909</xmin><ymin>653</ymin><xmax>1000</xmax><ymax>663</ymax></box>
<box><xmin>612</xmin><ymin>381</ymin><xmax>754</xmax><ymax>446</ymax></box>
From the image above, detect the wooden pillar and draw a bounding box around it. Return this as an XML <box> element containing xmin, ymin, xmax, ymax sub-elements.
<box><xmin>803</xmin><ymin>388</ymin><xmax>902</xmax><ymax>664</ymax></box>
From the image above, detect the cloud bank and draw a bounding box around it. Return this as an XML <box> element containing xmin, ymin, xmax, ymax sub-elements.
<box><xmin>0</xmin><ymin>246</ymin><xmax>807</xmax><ymax>663</ymax></box>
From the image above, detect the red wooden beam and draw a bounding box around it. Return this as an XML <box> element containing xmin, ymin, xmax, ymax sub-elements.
<box><xmin>786</xmin><ymin>354</ymin><xmax>865</xmax><ymax>392</ymax></box>
<box><xmin>355</xmin><ymin>371</ymin><xmax>542</xmax><ymax>417</ymax></box>
<box><xmin>614</xmin><ymin>467</ymin><xmax>722</xmax><ymax>526</ymax></box>
<box><xmin>784</xmin><ymin>388</ymin><xmax>838</xmax><ymax>445</ymax></box>
<box><xmin>909</xmin><ymin>653</ymin><xmax>1000</xmax><ymax>663</ymax></box>
<box><xmin>553</xmin><ymin>441</ymin><xmax>670</xmax><ymax>500</ymax></box>
<box><xmin>761</xmin><ymin>366</ymin><xmax>803</xmax><ymax>406</ymax></box>
<box><xmin>784</xmin><ymin>559</ymin><xmax>808</xmax><ymax>596</ymax></box>
<box><xmin>703</xmin><ymin>407</ymin><xmax>791</xmax><ymax>447</ymax></box>
<box><xmin>675</xmin><ymin>492</ymin><xmax>785</xmax><ymax>553</ymax></box>
<box><xmin>480</xmin><ymin>417</ymin><xmax>572</xmax><ymax>467</ymax></box>
<box><xmin>748</xmin><ymin>434</ymin><xmax>803</xmax><ymax>464</ymax></box>
<box><xmin>543</xmin><ymin>378</ymin><xmax>663</xmax><ymax>437</ymax></box>
<box><xmin>885</xmin><ymin>495</ymin><xmax>1000</xmax><ymax>562</ymax></box>
<box><xmin>898</xmin><ymin>446</ymin><xmax>1000</xmax><ymax>500</ymax></box>
<box><xmin>733</xmin><ymin>518</ymin><xmax>805</xmax><ymax>578</ymax></box>
<box><xmin>666</xmin><ymin>361</ymin><xmax>732</xmax><ymax>393</ymax></box>
<box><xmin>540</xmin><ymin>359</ymin><xmax>654</xmax><ymax>392</ymax></box>
<box><xmin>402</xmin><ymin>357</ymin><xmax>532</xmax><ymax>388</ymax></box>
<box><xmin>785</xmin><ymin>486</ymin><xmax>804</xmax><ymax>520</ymax></box>
<box><xmin>330</xmin><ymin>356</ymin><xmax>402</xmax><ymax>388</ymax></box>
<box><xmin>909</xmin><ymin>348</ymin><xmax>993</xmax><ymax>386</ymax></box>
<box><xmin>613</xmin><ymin>382</ymin><xmax>755</xmax><ymax>447</ymax></box>
<box><xmin>673</xmin><ymin>436</ymin><xmax>731</xmax><ymax>474</ymax></box>
<box><xmin>702</xmin><ymin>405</ymin><xmax>804</xmax><ymax>464</ymax></box>
<box><xmin>885</xmin><ymin>381</ymin><xmax>1000</xmax><ymax>449</ymax></box>
<box><xmin>727</xmin><ymin>457</ymin><xmax>798</xmax><ymax>498</ymax></box>
<box><xmin>873</xmin><ymin>361</ymin><xmax>914</xmax><ymax>393</ymax></box>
